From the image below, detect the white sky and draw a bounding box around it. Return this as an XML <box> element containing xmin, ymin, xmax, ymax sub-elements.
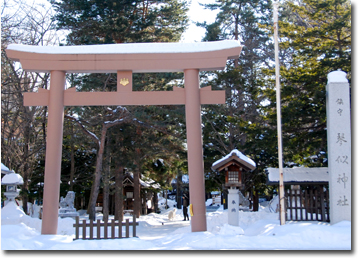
<box><xmin>181</xmin><ymin>0</ymin><xmax>218</xmax><ymax>42</ymax></box>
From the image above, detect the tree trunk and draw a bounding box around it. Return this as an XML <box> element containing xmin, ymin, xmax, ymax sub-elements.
<box><xmin>103</xmin><ymin>179</ymin><xmax>109</xmax><ymax>222</ymax></box>
<box><xmin>69</xmin><ymin>124</ymin><xmax>76</xmax><ymax>191</ymax></box>
<box><xmin>153</xmin><ymin>191</ymin><xmax>158</xmax><ymax>213</ymax></box>
<box><xmin>21</xmin><ymin>122</ymin><xmax>32</xmax><ymax>215</ymax></box>
<box><xmin>141</xmin><ymin>190</ymin><xmax>147</xmax><ymax>215</ymax></box>
<box><xmin>102</xmin><ymin>154</ymin><xmax>110</xmax><ymax>222</ymax></box>
<box><xmin>87</xmin><ymin>126</ymin><xmax>107</xmax><ymax>220</ymax></box>
<box><xmin>115</xmin><ymin>166</ymin><xmax>124</xmax><ymax>221</ymax></box>
<box><xmin>176</xmin><ymin>170</ymin><xmax>182</xmax><ymax>209</ymax></box>
<box><xmin>133</xmin><ymin>168</ymin><xmax>141</xmax><ymax>218</ymax></box>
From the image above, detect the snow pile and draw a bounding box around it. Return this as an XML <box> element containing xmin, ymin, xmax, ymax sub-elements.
<box><xmin>218</xmin><ymin>224</ymin><xmax>244</xmax><ymax>235</ymax></box>
<box><xmin>1</xmin><ymin>201</ymin><xmax>351</xmax><ymax>250</ymax></box>
<box><xmin>157</xmin><ymin>196</ymin><xmax>177</xmax><ymax>212</ymax></box>
<box><xmin>2</xmin><ymin>202</ymin><xmax>42</xmax><ymax>232</ymax></box>
<box><xmin>1</xmin><ymin>202</ymin><xmax>75</xmax><ymax>236</ymax></box>
<box><xmin>205</xmin><ymin>198</ymin><xmax>213</xmax><ymax>206</ymax></box>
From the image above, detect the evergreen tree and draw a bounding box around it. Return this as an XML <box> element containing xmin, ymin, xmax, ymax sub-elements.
<box><xmin>50</xmin><ymin>0</ymin><xmax>189</xmax><ymax>219</ymax></box>
<box><xmin>199</xmin><ymin>0</ymin><xmax>274</xmax><ymax>195</ymax></box>
<box><xmin>264</xmin><ymin>0</ymin><xmax>351</xmax><ymax>167</ymax></box>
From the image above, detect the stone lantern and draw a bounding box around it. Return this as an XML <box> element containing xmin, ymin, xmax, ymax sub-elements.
<box><xmin>212</xmin><ymin>149</ymin><xmax>256</xmax><ymax>226</ymax></box>
<box><xmin>1</xmin><ymin>172</ymin><xmax>24</xmax><ymax>205</ymax></box>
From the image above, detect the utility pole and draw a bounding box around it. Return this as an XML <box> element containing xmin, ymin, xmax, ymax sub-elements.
<box><xmin>273</xmin><ymin>1</ymin><xmax>286</xmax><ymax>225</ymax></box>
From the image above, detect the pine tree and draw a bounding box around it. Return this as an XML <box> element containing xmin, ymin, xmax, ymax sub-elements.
<box><xmin>199</xmin><ymin>0</ymin><xmax>274</xmax><ymax>195</ymax></box>
<box><xmin>51</xmin><ymin>0</ymin><xmax>189</xmax><ymax>219</ymax></box>
<box><xmin>265</xmin><ymin>0</ymin><xmax>352</xmax><ymax>167</ymax></box>
<box><xmin>51</xmin><ymin>0</ymin><xmax>188</xmax><ymax>44</ymax></box>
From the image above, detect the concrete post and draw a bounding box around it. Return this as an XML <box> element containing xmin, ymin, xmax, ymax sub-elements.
<box><xmin>326</xmin><ymin>70</ymin><xmax>351</xmax><ymax>224</ymax></box>
<box><xmin>41</xmin><ymin>71</ymin><xmax>66</xmax><ymax>234</ymax></box>
<box><xmin>184</xmin><ymin>69</ymin><xmax>207</xmax><ymax>232</ymax></box>
<box><xmin>228</xmin><ymin>188</ymin><xmax>239</xmax><ymax>226</ymax></box>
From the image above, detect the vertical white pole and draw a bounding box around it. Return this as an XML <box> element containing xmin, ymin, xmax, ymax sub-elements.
<box><xmin>273</xmin><ymin>1</ymin><xmax>286</xmax><ymax>225</ymax></box>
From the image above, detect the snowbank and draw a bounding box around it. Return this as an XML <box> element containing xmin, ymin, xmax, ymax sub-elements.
<box><xmin>1</xmin><ymin>201</ymin><xmax>351</xmax><ymax>250</ymax></box>
<box><xmin>1</xmin><ymin>202</ymin><xmax>75</xmax><ymax>236</ymax></box>
<box><xmin>157</xmin><ymin>196</ymin><xmax>177</xmax><ymax>212</ymax></box>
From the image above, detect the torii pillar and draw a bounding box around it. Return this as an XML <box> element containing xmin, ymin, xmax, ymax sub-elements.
<box><xmin>42</xmin><ymin>71</ymin><xmax>66</xmax><ymax>234</ymax></box>
<box><xmin>6</xmin><ymin>41</ymin><xmax>242</xmax><ymax>234</ymax></box>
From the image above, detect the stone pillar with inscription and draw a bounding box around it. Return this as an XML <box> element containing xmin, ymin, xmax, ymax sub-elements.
<box><xmin>227</xmin><ymin>188</ymin><xmax>239</xmax><ymax>226</ymax></box>
<box><xmin>326</xmin><ymin>70</ymin><xmax>351</xmax><ymax>224</ymax></box>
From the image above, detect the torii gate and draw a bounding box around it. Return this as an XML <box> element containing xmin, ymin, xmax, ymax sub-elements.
<box><xmin>6</xmin><ymin>41</ymin><xmax>242</xmax><ymax>234</ymax></box>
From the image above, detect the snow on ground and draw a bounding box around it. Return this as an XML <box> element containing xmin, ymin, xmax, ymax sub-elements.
<box><xmin>1</xmin><ymin>201</ymin><xmax>351</xmax><ymax>251</ymax></box>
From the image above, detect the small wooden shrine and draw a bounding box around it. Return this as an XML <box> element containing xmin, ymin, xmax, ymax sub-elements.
<box><xmin>211</xmin><ymin>149</ymin><xmax>256</xmax><ymax>190</ymax></box>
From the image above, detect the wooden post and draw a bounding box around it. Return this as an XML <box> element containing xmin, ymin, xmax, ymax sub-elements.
<box><xmin>125</xmin><ymin>219</ymin><xmax>130</xmax><ymax>238</ymax></box>
<box><xmin>104</xmin><ymin>219</ymin><xmax>108</xmax><ymax>239</ymax></box>
<box><xmin>82</xmin><ymin>220</ymin><xmax>86</xmax><ymax>239</ymax></box>
<box><xmin>90</xmin><ymin>220</ymin><xmax>94</xmax><ymax>239</ymax></box>
<box><xmin>119</xmin><ymin>220</ymin><xmax>122</xmax><ymax>238</ymax></box>
<box><xmin>309</xmin><ymin>188</ymin><xmax>314</xmax><ymax>220</ymax></box>
<box><xmin>75</xmin><ymin>216</ymin><xmax>79</xmax><ymax>240</ymax></box>
<box><xmin>320</xmin><ymin>188</ymin><xmax>325</xmax><ymax>221</ymax></box>
<box><xmin>132</xmin><ymin>214</ymin><xmax>136</xmax><ymax>237</ymax></box>
<box><xmin>97</xmin><ymin>219</ymin><xmax>101</xmax><ymax>239</ymax></box>
<box><xmin>111</xmin><ymin>219</ymin><xmax>115</xmax><ymax>239</ymax></box>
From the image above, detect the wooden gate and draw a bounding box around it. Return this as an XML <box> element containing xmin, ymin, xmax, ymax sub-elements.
<box><xmin>285</xmin><ymin>184</ymin><xmax>330</xmax><ymax>222</ymax></box>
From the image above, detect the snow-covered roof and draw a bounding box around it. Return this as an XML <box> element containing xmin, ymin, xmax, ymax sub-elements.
<box><xmin>212</xmin><ymin>149</ymin><xmax>256</xmax><ymax>171</ymax></box>
<box><xmin>6</xmin><ymin>41</ymin><xmax>242</xmax><ymax>73</ymax></box>
<box><xmin>125</xmin><ymin>172</ymin><xmax>160</xmax><ymax>189</ymax></box>
<box><xmin>140</xmin><ymin>177</ymin><xmax>161</xmax><ymax>189</ymax></box>
<box><xmin>1</xmin><ymin>173</ymin><xmax>24</xmax><ymax>185</ymax></box>
<box><xmin>1</xmin><ymin>163</ymin><xmax>12</xmax><ymax>174</ymax></box>
<box><xmin>7</xmin><ymin>40</ymin><xmax>241</xmax><ymax>55</ymax></box>
<box><xmin>265</xmin><ymin>167</ymin><xmax>329</xmax><ymax>184</ymax></box>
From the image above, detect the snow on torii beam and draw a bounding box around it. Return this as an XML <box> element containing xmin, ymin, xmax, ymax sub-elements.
<box><xmin>6</xmin><ymin>41</ymin><xmax>242</xmax><ymax>235</ymax></box>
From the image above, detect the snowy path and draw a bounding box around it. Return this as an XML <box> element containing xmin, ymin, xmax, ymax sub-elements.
<box><xmin>1</xmin><ymin>202</ymin><xmax>351</xmax><ymax>250</ymax></box>
<box><xmin>137</xmin><ymin>220</ymin><xmax>191</xmax><ymax>240</ymax></box>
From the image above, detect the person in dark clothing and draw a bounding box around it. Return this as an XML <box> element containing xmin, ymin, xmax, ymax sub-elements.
<box><xmin>182</xmin><ymin>193</ymin><xmax>189</xmax><ymax>221</ymax></box>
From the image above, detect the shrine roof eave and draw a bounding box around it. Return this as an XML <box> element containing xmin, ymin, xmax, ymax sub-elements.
<box><xmin>6</xmin><ymin>41</ymin><xmax>242</xmax><ymax>73</ymax></box>
<box><xmin>265</xmin><ymin>167</ymin><xmax>329</xmax><ymax>185</ymax></box>
<box><xmin>211</xmin><ymin>155</ymin><xmax>256</xmax><ymax>172</ymax></box>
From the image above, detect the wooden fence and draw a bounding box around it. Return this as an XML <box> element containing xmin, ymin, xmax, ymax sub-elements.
<box><xmin>285</xmin><ymin>185</ymin><xmax>330</xmax><ymax>222</ymax></box>
<box><xmin>73</xmin><ymin>215</ymin><xmax>139</xmax><ymax>240</ymax></box>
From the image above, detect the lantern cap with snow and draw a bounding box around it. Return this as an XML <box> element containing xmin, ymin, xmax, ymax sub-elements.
<box><xmin>1</xmin><ymin>171</ymin><xmax>24</xmax><ymax>202</ymax></box>
<box><xmin>211</xmin><ymin>149</ymin><xmax>256</xmax><ymax>189</ymax></box>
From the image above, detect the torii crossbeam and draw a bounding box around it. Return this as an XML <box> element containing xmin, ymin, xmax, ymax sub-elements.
<box><xmin>6</xmin><ymin>41</ymin><xmax>242</xmax><ymax>234</ymax></box>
